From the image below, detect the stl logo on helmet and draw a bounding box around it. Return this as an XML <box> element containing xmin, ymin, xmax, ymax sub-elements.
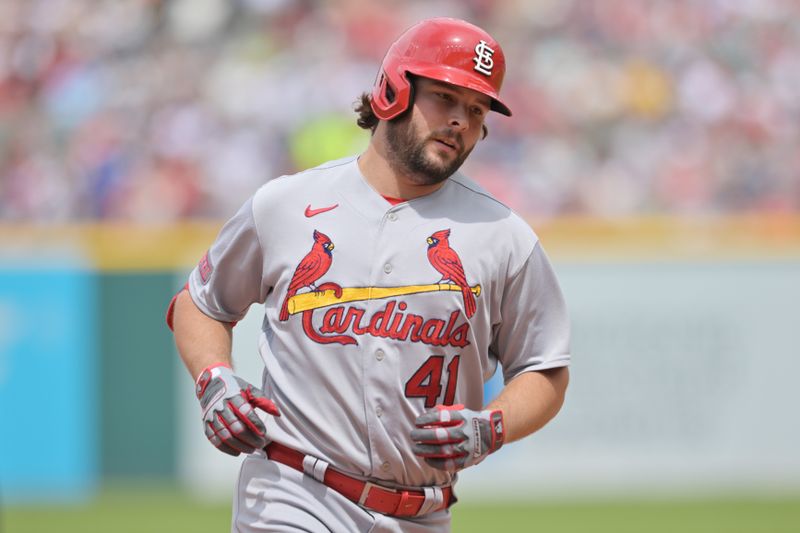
<box><xmin>473</xmin><ymin>40</ymin><xmax>495</xmax><ymax>76</ymax></box>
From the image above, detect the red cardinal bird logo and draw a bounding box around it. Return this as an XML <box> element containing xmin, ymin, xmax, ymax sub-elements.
<box><xmin>279</xmin><ymin>230</ymin><xmax>335</xmax><ymax>321</ymax></box>
<box><xmin>426</xmin><ymin>229</ymin><xmax>476</xmax><ymax>318</ymax></box>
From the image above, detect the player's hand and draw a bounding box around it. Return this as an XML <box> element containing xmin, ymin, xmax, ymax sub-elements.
<box><xmin>410</xmin><ymin>404</ymin><xmax>504</xmax><ymax>472</ymax></box>
<box><xmin>195</xmin><ymin>363</ymin><xmax>280</xmax><ymax>456</ymax></box>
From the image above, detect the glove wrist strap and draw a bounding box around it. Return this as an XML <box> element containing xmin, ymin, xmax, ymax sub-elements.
<box><xmin>195</xmin><ymin>362</ymin><xmax>233</xmax><ymax>398</ymax></box>
<box><xmin>195</xmin><ymin>362</ymin><xmax>233</xmax><ymax>385</ymax></box>
<box><xmin>487</xmin><ymin>409</ymin><xmax>505</xmax><ymax>452</ymax></box>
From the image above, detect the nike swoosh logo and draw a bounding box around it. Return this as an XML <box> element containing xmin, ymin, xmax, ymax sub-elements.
<box><xmin>305</xmin><ymin>203</ymin><xmax>339</xmax><ymax>217</ymax></box>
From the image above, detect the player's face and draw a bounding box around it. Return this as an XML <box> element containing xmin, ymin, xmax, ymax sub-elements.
<box><xmin>385</xmin><ymin>78</ymin><xmax>490</xmax><ymax>186</ymax></box>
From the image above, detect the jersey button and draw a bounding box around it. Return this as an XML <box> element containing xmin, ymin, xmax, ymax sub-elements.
<box><xmin>383</xmin><ymin>263</ymin><xmax>393</xmax><ymax>274</ymax></box>
<box><xmin>381</xmin><ymin>461</ymin><xmax>391</xmax><ymax>472</ymax></box>
<box><xmin>376</xmin><ymin>407</ymin><xmax>383</xmax><ymax>418</ymax></box>
<box><xmin>375</xmin><ymin>349</ymin><xmax>385</xmax><ymax>361</ymax></box>
<box><xmin>388</xmin><ymin>212</ymin><xmax>398</xmax><ymax>222</ymax></box>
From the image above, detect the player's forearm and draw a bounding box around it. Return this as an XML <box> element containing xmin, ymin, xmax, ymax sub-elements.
<box><xmin>487</xmin><ymin>366</ymin><xmax>569</xmax><ymax>444</ymax></box>
<box><xmin>172</xmin><ymin>289</ymin><xmax>234</xmax><ymax>381</ymax></box>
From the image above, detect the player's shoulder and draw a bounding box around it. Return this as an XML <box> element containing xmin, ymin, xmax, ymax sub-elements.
<box><xmin>265</xmin><ymin>156</ymin><xmax>357</xmax><ymax>191</ymax></box>
<box><xmin>447</xmin><ymin>172</ymin><xmax>519</xmax><ymax>215</ymax></box>
<box><xmin>250</xmin><ymin>156</ymin><xmax>356</xmax><ymax>209</ymax></box>
<box><xmin>446</xmin><ymin>173</ymin><xmax>542</xmax><ymax>274</ymax></box>
<box><xmin>447</xmin><ymin>173</ymin><xmax>539</xmax><ymax>241</ymax></box>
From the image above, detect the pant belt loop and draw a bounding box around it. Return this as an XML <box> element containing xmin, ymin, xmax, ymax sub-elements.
<box><xmin>301</xmin><ymin>455</ymin><xmax>329</xmax><ymax>483</ymax></box>
<box><xmin>416</xmin><ymin>486</ymin><xmax>444</xmax><ymax>516</ymax></box>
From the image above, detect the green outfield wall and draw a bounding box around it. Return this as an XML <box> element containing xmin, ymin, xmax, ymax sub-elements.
<box><xmin>99</xmin><ymin>272</ymin><xmax>178</xmax><ymax>479</ymax></box>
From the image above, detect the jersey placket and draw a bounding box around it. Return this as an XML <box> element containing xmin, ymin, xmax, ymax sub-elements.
<box><xmin>359</xmin><ymin>204</ymin><xmax>410</xmax><ymax>480</ymax></box>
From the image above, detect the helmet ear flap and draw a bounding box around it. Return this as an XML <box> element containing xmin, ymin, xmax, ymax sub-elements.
<box><xmin>385</xmin><ymin>78</ymin><xmax>396</xmax><ymax>104</ymax></box>
<box><xmin>377</xmin><ymin>72</ymin><xmax>395</xmax><ymax>103</ymax></box>
<box><xmin>370</xmin><ymin>71</ymin><xmax>393</xmax><ymax>117</ymax></box>
<box><xmin>370</xmin><ymin>72</ymin><xmax>386</xmax><ymax>116</ymax></box>
<box><xmin>371</xmin><ymin>68</ymin><xmax>413</xmax><ymax>120</ymax></box>
<box><xmin>398</xmin><ymin>74</ymin><xmax>416</xmax><ymax>115</ymax></box>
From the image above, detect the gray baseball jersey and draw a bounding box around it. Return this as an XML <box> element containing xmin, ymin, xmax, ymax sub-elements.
<box><xmin>188</xmin><ymin>155</ymin><xmax>570</xmax><ymax>490</ymax></box>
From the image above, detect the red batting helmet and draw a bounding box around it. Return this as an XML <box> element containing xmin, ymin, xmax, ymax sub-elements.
<box><xmin>370</xmin><ymin>18</ymin><xmax>512</xmax><ymax>120</ymax></box>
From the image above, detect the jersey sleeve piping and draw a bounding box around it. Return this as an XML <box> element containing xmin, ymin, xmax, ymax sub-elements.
<box><xmin>448</xmin><ymin>175</ymin><xmax>514</xmax><ymax>212</ymax></box>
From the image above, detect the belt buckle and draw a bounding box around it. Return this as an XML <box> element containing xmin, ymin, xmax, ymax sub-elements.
<box><xmin>358</xmin><ymin>481</ymin><xmax>395</xmax><ymax>506</ymax></box>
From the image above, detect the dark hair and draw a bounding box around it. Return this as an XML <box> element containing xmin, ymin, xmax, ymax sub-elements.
<box><xmin>354</xmin><ymin>92</ymin><xmax>379</xmax><ymax>133</ymax></box>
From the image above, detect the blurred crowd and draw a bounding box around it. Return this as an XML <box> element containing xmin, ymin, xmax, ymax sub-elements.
<box><xmin>1</xmin><ymin>0</ymin><xmax>798</xmax><ymax>222</ymax></box>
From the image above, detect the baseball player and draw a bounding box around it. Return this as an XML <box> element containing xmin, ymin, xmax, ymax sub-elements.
<box><xmin>168</xmin><ymin>17</ymin><xmax>570</xmax><ymax>532</ymax></box>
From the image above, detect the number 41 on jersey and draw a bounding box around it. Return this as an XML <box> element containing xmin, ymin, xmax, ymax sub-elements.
<box><xmin>405</xmin><ymin>355</ymin><xmax>460</xmax><ymax>408</ymax></box>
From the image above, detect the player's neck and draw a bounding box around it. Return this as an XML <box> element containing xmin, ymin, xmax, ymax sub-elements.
<box><xmin>358</xmin><ymin>139</ymin><xmax>446</xmax><ymax>201</ymax></box>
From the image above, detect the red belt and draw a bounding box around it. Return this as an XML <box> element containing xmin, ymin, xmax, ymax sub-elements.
<box><xmin>265</xmin><ymin>442</ymin><xmax>453</xmax><ymax>517</ymax></box>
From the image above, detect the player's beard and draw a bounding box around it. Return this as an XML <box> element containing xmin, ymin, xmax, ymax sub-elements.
<box><xmin>385</xmin><ymin>116</ymin><xmax>474</xmax><ymax>186</ymax></box>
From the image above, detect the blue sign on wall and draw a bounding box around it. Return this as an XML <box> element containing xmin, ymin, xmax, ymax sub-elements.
<box><xmin>0</xmin><ymin>268</ymin><xmax>97</xmax><ymax>503</ymax></box>
<box><xmin>484</xmin><ymin>364</ymin><xmax>504</xmax><ymax>404</ymax></box>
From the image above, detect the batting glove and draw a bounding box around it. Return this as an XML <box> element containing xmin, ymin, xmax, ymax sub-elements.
<box><xmin>411</xmin><ymin>404</ymin><xmax>504</xmax><ymax>472</ymax></box>
<box><xmin>195</xmin><ymin>363</ymin><xmax>280</xmax><ymax>456</ymax></box>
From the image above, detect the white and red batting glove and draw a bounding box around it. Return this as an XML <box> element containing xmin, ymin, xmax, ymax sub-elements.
<box><xmin>411</xmin><ymin>404</ymin><xmax>504</xmax><ymax>472</ymax></box>
<box><xmin>195</xmin><ymin>363</ymin><xmax>280</xmax><ymax>456</ymax></box>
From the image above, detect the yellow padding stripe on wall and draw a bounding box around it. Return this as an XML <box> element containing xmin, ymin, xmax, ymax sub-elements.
<box><xmin>535</xmin><ymin>214</ymin><xmax>800</xmax><ymax>262</ymax></box>
<box><xmin>0</xmin><ymin>215</ymin><xmax>798</xmax><ymax>271</ymax></box>
<box><xmin>0</xmin><ymin>222</ymin><xmax>222</xmax><ymax>271</ymax></box>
